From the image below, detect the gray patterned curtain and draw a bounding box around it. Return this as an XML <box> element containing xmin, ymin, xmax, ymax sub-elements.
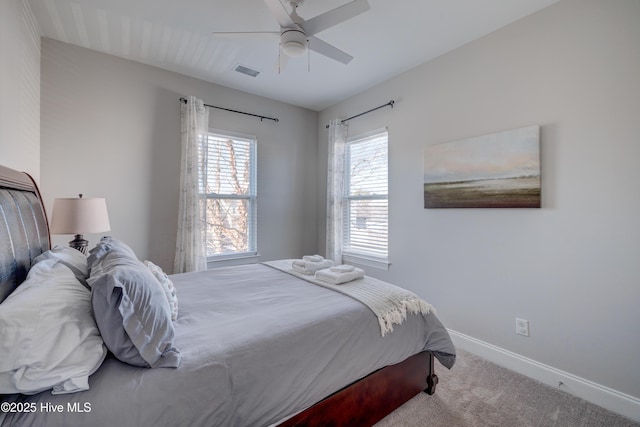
<box><xmin>174</xmin><ymin>96</ymin><xmax>209</xmax><ymax>273</ymax></box>
<box><xmin>326</xmin><ymin>119</ymin><xmax>348</xmax><ymax>263</ymax></box>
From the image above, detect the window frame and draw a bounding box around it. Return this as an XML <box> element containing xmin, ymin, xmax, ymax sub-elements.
<box><xmin>200</xmin><ymin>129</ymin><xmax>258</xmax><ymax>266</ymax></box>
<box><xmin>342</xmin><ymin>128</ymin><xmax>390</xmax><ymax>270</ymax></box>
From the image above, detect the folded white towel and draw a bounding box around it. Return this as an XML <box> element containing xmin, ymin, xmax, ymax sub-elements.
<box><xmin>292</xmin><ymin>259</ymin><xmax>334</xmax><ymax>275</ymax></box>
<box><xmin>330</xmin><ymin>264</ymin><xmax>355</xmax><ymax>273</ymax></box>
<box><xmin>315</xmin><ymin>267</ymin><xmax>365</xmax><ymax>285</ymax></box>
<box><xmin>302</xmin><ymin>254</ymin><xmax>324</xmax><ymax>262</ymax></box>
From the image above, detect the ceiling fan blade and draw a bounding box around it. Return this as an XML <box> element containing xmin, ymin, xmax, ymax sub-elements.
<box><xmin>303</xmin><ymin>0</ymin><xmax>370</xmax><ymax>36</ymax></box>
<box><xmin>263</xmin><ymin>0</ymin><xmax>295</xmax><ymax>28</ymax></box>
<box><xmin>212</xmin><ymin>31</ymin><xmax>280</xmax><ymax>39</ymax></box>
<box><xmin>308</xmin><ymin>36</ymin><xmax>353</xmax><ymax>64</ymax></box>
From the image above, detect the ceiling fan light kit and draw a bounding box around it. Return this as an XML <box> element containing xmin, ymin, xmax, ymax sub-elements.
<box><xmin>213</xmin><ymin>0</ymin><xmax>370</xmax><ymax>68</ymax></box>
<box><xmin>281</xmin><ymin>28</ymin><xmax>307</xmax><ymax>57</ymax></box>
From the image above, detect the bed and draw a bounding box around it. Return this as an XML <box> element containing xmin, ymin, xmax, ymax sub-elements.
<box><xmin>0</xmin><ymin>163</ymin><xmax>455</xmax><ymax>427</ymax></box>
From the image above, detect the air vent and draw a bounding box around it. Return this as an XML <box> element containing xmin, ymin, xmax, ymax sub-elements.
<box><xmin>234</xmin><ymin>64</ymin><xmax>260</xmax><ymax>78</ymax></box>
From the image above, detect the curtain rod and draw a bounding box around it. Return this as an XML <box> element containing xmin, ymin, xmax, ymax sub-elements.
<box><xmin>180</xmin><ymin>97</ymin><xmax>279</xmax><ymax>123</ymax></box>
<box><xmin>325</xmin><ymin>100</ymin><xmax>395</xmax><ymax>128</ymax></box>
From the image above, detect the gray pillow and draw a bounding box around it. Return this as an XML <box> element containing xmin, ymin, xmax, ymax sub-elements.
<box><xmin>87</xmin><ymin>236</ymin><xmax>137</xmax><ymax>268</ymax></box>
<box><xmin>88</xmin><ymin>238</ymin><xmax>181</xmax><ymax>368</ymax></box>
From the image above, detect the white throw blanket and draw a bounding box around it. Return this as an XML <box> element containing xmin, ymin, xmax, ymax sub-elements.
<box><xmin>263</xmin><ymin>260</ymin><xmax>434</xmax><ymax>337</ymax></box>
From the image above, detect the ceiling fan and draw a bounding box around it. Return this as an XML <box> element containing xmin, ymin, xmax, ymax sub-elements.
<box><xmin>213</xmin><ymin>0</ymin><xmax>370</xmax><ymax>67</ymax></box>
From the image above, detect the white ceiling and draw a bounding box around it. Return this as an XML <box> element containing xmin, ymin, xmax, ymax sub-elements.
<box><xmin>29</xmin><ymin>0</ymin><xmax>559</xmax><ymax>111</ymax></box>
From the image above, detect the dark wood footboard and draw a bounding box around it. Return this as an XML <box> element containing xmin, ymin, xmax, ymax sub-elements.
<box><xmin>278</xmin><ymin>351</ymin><xmax>436</xmax><ymax>427</ymax></box>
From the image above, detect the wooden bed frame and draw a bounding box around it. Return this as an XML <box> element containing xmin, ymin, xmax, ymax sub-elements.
<box><xmin>278</xmin><ymin>351</ymin><xmax>438</xmax><ymax>426</ymax></box>
<box><xmin>0</xmin><ymin>163</ymin><xmax>439</xmax><ymax>427</ymax></box>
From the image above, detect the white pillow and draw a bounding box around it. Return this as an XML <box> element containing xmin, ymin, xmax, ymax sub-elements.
<box><xmin>34</xmin><ymin>245</ymin><xmax>89</xmax><ymax>282</ymax></box>
<box><xmin>0</xmin><ymin>259</ymin><xmax>107</xmax><ymax>395</ymax></box>
<box><xmin>144</xmin><ymin>260</ymin><xmax>179</xmax><ymax>321</ymax></box>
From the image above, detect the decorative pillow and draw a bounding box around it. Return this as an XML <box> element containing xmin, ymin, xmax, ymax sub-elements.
<box><xmin>0</xmin><ymin>259</ymin><xmax>107</xmax><ymax>395</ymax></box>
<box><xmin>144</xmin><ymin>260</ymin><xmax>178</xmax><ymax>321</ymax></box>
<box><xmin>34</xmin><ymin>245</ymin><xmax>89</xmax><ymax>283</ymax></box>
<box><xmin>88</xmin><ymin>239</ymin><xmax>181</xmax><ymax>368</ymax></box>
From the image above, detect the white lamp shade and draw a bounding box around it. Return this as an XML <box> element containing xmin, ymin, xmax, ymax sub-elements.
<box><xmin>50</xmin><ymin>197</ymin><xmax>111</xmax><ymax>235</ymax></box>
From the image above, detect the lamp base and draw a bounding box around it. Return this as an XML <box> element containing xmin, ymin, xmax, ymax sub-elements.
<box><xmin>69</xmin><ymin>234</ymin><xmax>88</xmax><ymax>255</ymax></box>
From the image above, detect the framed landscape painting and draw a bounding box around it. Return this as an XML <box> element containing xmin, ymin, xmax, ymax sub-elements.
<box><xmin>424</xmin><ymin>125</ymin><xmax>541</xmax><ymax>208</ymax></box>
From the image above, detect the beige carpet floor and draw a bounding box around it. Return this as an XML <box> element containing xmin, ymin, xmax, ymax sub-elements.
<box><xmin>375</xmin><ymin>349</ymin><xmax>639</xmax><ymax>427</ymax></box>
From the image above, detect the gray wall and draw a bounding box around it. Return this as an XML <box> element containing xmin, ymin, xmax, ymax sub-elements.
<box><xmin>0</xmin><ymin>0</ymin><xmax>40</xmax><ymax>180</ymax></box>
<box><xmin>41</xmin><ymin>39</ymin><xmax>318</xmax><ymax>272</ymax></box>
<box><xmin>318</xmin><ymin>0</ymin><xmax>640</xmax><ymax>400</ymax></box>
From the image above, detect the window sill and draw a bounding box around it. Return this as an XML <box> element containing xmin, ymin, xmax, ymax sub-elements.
<box><xmin>206</xmin><ymin>253</ymin><xmax>260</xmax><ymax>269</ymax></box>
<box><xmin>342</xmin><ymin>252</ymin><xmax>390</xmax><ymax>271</ymax></box>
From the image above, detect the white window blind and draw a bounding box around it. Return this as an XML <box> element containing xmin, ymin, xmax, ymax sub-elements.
<box><xmin>199</xmin><ymin>132</ymin><xmax>257</xmax><ymax>259</ymax></box>
<box><xmin>343</xmin><ymin>130</ymin><xmax>388</xmax><ymax>260</ymax></box>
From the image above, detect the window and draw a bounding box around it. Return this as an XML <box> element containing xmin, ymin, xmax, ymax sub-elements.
<box><xmin>199</xmin><ymin>131</ymin><xmax>257</xmax><ymax>260</ymax></box>
<box><xmin>343</xmin><ymin>129</ymin><xmax>388</xmax><ymax>264</ymax></box>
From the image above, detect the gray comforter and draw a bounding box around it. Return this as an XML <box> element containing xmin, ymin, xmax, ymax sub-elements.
<box><xmin>1</xmin><ymin>263</ymin><xmax>455</xmax><ymax>427</ymax></box>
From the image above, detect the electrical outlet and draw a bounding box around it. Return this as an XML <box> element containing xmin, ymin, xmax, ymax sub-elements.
<box><xmin>516</xmin><ymin>318</ymin><xmax>529</xmax><ymax>337</ymax></box>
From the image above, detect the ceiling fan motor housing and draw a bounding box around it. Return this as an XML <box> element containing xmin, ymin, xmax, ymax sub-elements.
<box><xmin>281</xmin><ymin>27</ymin><xmax>307</xmax><ymax>56</ymax></box>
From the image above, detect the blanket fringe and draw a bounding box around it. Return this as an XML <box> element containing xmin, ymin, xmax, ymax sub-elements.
<box><xmin>379</xmin><ymin>297</ymin><xmax>434</xmax><ymax>337</ymax></box>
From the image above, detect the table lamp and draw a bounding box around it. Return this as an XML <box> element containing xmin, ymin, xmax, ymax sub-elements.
<box><xmin>50</xmin><ymin>194</ymin><xmax>111</xmax><ymax>254</ymax></box>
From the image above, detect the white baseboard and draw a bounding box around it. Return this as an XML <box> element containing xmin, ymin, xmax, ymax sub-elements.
<box><xmin>448</xmin><ymin>329</ymin><xmax>640</xmax><ymax>422</ymax></box>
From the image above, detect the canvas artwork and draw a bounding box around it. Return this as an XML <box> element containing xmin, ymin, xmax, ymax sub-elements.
<box><xmin>424</xmin><ymin>125</ymin><xmax>541</xmax><ymax>208</ymax></box>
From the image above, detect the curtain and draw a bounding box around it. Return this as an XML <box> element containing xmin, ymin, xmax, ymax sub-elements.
<box><xmin>326</xmin><ymin>119</ymin><xmax>348</xmax><ymax>263</ymax></box>
<box><xmin>174</xmin><ymin>96</ymin><xmax>209</xmax><ymax>273</ymax></box>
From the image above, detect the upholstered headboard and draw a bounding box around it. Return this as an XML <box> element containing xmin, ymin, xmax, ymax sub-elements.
<box><xmin>0</xmin><ymin>164</ymin><xmax>50</xmax><ymax>303</ymax></box>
